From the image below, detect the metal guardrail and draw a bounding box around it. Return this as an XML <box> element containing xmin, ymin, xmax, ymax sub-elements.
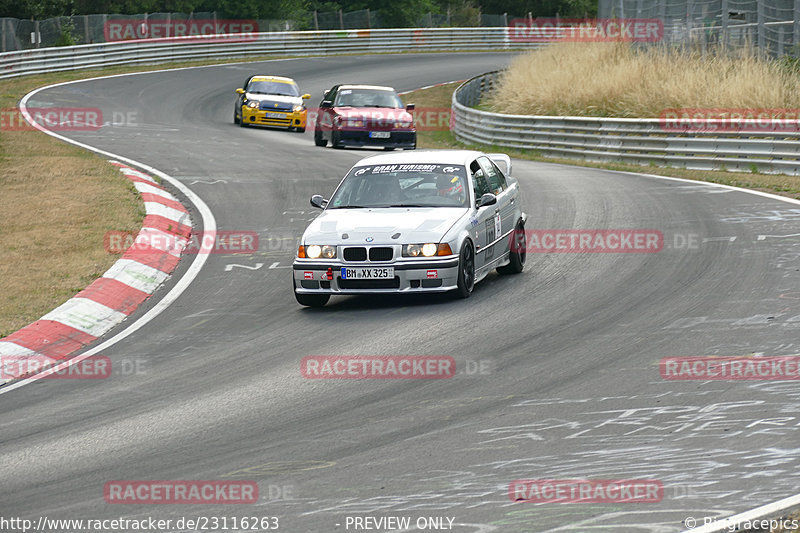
<box><xmin>452</xmin><ymin>71</ymin><xmax>800</xmax><ymax>176</ymax></box>
<box><xmin>0</xmin><ymin>27</ymin><xmax>540</xmax><ymax>80</ymax></box>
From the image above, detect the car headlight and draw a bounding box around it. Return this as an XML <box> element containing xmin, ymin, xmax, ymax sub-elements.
<box><xmin>247</xmin><ymin>101</ymin><xmax>259</xmax><ymax>109</ymax></box>
<box><xmin>403</xmin><ymin>243</ymin><xmax>438</xmax><ymax>257</ymax></box>
<box><xmin>293</xmin><ymin>105</ymin><xmax>305</xmax><ymax>113</ymax></box>
<box><xmin>303</xmin><ymin>244</ymin><xmax>336</xmax><ymax>259</ymax></box>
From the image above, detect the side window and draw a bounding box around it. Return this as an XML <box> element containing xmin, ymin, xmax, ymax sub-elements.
<box><xmin>324</xmin><ymin>86</ymin><xmax>338</xmax><ymax>103</ymax></box>
<box><xmin>478</xmin><ymin>157</ymin><xmax>507</xmax><ymax>194</ymax></box>
<box><xmin>470</xmin><ymin>160</ymin><xmax>490</xmax><ymax>202</ymax></box>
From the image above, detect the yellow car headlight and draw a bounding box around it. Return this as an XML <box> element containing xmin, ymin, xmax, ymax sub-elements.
<box><xmin>247</xmin><ymin>101</ymin><xmax>259</xmax><ymax>109</ymax></box>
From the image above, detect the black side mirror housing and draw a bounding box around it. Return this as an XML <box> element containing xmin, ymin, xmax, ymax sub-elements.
<box><xmin>320</xmin><ymin>101</ymin><xmax>332</xmax><ymax>108</ymax></box>
<box><xmin>477</xmin><ymin>193</ymin><xmax>497</xmax><ymax>208</ymax></box>
<box><xmin>405</xmin><ymin>103</ymin><xmax>415</xmax><ymax>111</ymax></box>
<box><xmin>310</xmin><ymin>194</ymin><xmax>328</xmax><ymax>209</ymax></box>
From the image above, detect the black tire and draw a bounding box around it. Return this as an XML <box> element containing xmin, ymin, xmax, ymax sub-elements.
<box><xmin>239</xmin><ymin>116</ymin><xmax>248</xmax><ymax>128</ymax></box>
<box><xmin>314</xmin><ymin>129</ymin><xmax>327</xmax><ymax>147</ymax></box>
<box><xmin>293</xmin><ymin>279</ymin><xmax>330</xmax><ymax>307</ymax></box>
<box><xmin>498</xmin><ymin>220</ymin><xmax>526</xmax><ymax>275</ymax></box>
<box><xmin>296</xmin><ymin>126</ymin><xmax>306</xmax><ymax>133</ymax></box>
<box><xmin>384</xmin><ymin>147</ymin><xmax>395</xmax><ymax>151</ymax></box>
<box><xmin>331</xmin><ymin>130</ymin><xmax>343</xmax><ymax>149</ymax></box>
<box><xmin>233</xmin><ymin>111</ymin><xmax>240</xmax><ymax>125</ymax></box>
<box><xmin>455</xmin><ymin>240</ymin><xmax>475</xmax><ymax>298</ymax></box>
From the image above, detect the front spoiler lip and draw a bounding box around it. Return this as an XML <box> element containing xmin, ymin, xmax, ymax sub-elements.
<box><xmin>292</xmin><ymin>258</ymin><xmax>459</xmax><ymax>271</ymax></box>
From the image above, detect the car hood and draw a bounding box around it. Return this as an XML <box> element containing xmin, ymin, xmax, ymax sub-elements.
<box><xmin>303</xmin><ymin>208</ymin><xmax>469</xmax><ymax>245</ymax></box>
<box><xmin>246</xmin><ymin>93</ymin><xmax>303</xmax><ymax>105</ymax></box>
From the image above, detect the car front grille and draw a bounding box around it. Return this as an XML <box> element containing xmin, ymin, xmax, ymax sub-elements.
<box><xmin>342</xmin><ymin>247</ymin><xmax>394</xmax><ymax>262</ymax></box>
<box><xmin>343</xmin><ymin>247</ymin><xmax>367</xmax><ymax>261</ymax></box>
<box><xmin>368</xmin><ymin>247</ymin><xmax>393</xmax><ymax>261</ymax></box>
<box><xmin>259</xmin><ymin>100</ymin><xmax>293</xmax><ymax>111</ymax></box>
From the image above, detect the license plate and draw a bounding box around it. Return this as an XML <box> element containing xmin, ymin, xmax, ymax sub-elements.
<box><xmin>340</xmin><ymin>267</ymin><xmax>394</xmax><ymax>279</ymax></box>
<box><xmin>369</xmin><ymin>131</ymin><xmax>391</xmax><ymax>139</ymax></box>
<box><xmin>266</xmin><ymin>112</ymin><xmax>286</xmax><ymax>118</ymax></box>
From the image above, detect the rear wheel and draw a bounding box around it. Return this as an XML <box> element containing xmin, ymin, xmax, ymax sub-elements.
<box><xmin>455</xmin><ymin>241</ymin><xmax>475</xmax><ymax>298</ymax></box>
<box><xmin>314</xmin><ymin>129</ymin><xmax>327</xmax><ymax>146</ymax></box>
<box><xmin>498</xmin><ymin>220</ymin><xmax>526</xmax><ymax>275</ymax></box>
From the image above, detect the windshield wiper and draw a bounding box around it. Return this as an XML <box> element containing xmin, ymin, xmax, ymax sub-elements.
<box><xmin>331</xmin><ymin>205</ymin><xmax>366</xmax><ymax>209</ymax></box>
<box><xmin>388</xmin><ymin>204</ymin><xmax>428</xmax><ymax>208</ymax></box>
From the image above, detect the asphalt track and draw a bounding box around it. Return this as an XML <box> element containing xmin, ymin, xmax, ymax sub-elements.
<box><xmin>3</xmin><ymin>52</ymin><xmax>800</xmax><ymax>532</ymax></box>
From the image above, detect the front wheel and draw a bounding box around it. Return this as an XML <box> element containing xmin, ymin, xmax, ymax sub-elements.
<box><xmin>498</xmin><ymin>220</ymin><xmax>526</xmax><ymax>275</ymax></box>
<box><xmin>314</xmin><ymin>129</ymin><xmax>327</xmax><ymax>147</ymax></box>
<box><xmin>331</xmin><ymin>130</ymin><xmax>343</xmax><ymax>149</ymax></box>
<box><xmin>296</xmin><ymin>126</ymin><xmax>306</xmax><ymax>133</ymax></box>
<box><xmin>233</xmin><ymin>111</ymin><xmax>240</xmax><ymax>124</ymax></box>
<box><xmin>455</xmin><ymin>240</ymin><xmax>475</xmax><ymax>298</ymax></box>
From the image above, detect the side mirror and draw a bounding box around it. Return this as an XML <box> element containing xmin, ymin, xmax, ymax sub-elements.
<box><xmin>310</xmin><ymin>194</ymin><xmax>328</xmax><ymax>209</ymax></box>
<box><xmin>477</xmin><ymin>193</ymin><xmax>497</xmax><ymax>208</ymax></box>
<box><xmin>405</xmin><ymin>103</ymin><xmax>415</xmax><ymax>111</ymax></box>
<box><xmin>235</xmin><ymin>88</ymin><xmax>245</xmax><ymax>94</ymax></box>
<box><xmin>302</xmin><ymin>93</ymin><xmax>311</xmax><ymax>99</ymax></box>
<box><xmin>320</xmin><ymin>100</ymin><xmax>332</xmax><ymax>108</ymax></box>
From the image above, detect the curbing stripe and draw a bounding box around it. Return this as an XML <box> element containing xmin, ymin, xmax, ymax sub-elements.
<box><xmin>3</xmin><ymin>320</ymin><xmax>97</xmax><ymax>359</ymax></box>
<box><xmin>140</xmin><ymin>192</ymin><xmax>188</xmax><ymax>212</ymax></box>
<box><xmin>133</xmin><ymin>181</ymin><xmax>174</xmax><ymax>199</ymax></box>
<box><xmin>75</xmin><ymin>277</ymin><xmax>149</xmax><ymax>315</ymax></box>
<box><xmin>99</xmin><ymin>259</ymin><xmax>170</xmax><ymax>294</ymax></box>
<box><xmin>142</xmin><ymin>214</ymin><xmax>192</xmax><ymax>237</ymax></box>
<box><xmin>39</xmin><ymin>298</ymin><xmax>128</xmax><ymax>338</ymax></box>
<box><xmin>144</xmin><ymin>201</ymin><xmax>191</xmax><ymax>224</ymax></box>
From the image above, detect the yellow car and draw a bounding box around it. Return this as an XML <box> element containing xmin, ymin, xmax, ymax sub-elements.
<box><xmin>234</xmin><ymin>75</ymin><xmax>311</xmax><ymax>132</ymax></box>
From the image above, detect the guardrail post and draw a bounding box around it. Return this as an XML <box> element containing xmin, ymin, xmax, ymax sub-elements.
<box><xmin>721</xmin><ymin>0</ymin><xmax>728</xmax><ymax>48</ymax></box>
<box><xmin>794</xmin><ymin>0</ymin><xmax>800</xmax><ymax>50</ymax></box>
<box><xmin>84</xmin><ymin>15</ymin><xmax>89</xmax><ymax>44</ymax></box>
<box><xmin>757</xmin><ymin>0</ymin><xmax>765</xmax><ymax>54</ymax></box>
<box><xmin>339</xmin><ymin>9</ymin><xmax>344</xmax><ymax>30</ymax></box>
<box><xmin>313</xmin><ymin>11</ymin><xmax>319</xmax><ymax>30</ymax></box>
<box><xmin>34</xmin><ymin>19</ymin><xmax>40</xmax><ymax>48</ymax></box>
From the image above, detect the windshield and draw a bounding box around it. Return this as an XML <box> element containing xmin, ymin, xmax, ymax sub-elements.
<box><xmin>334</xmin><ymin>89</ymin><xmax>404</xmax><ymax>108</ymax></box>
<box><xmin>328</xmin><ymin>164</ymin><xmax>469</xmax><ymax>208</ymax></box>
<box><xmin>246</xmin><ymin>80</ymin><xmax>300</xmax><ymax>97</ymax></box>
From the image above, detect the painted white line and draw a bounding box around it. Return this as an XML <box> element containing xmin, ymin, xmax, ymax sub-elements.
<box><xmin>116</xmin><ymin>166</ymin><xmax>158</xmax><ymax>183</ymax></box>
<box><xmin>269</xmin><ymin>262</ymin><xmax>280</xmax><ymax>269</ymax></box>
<box><xmin>2</xmin><ymin>75</ymin><xmax>218</xmax><ymax>395</ymax></box>
<box><xmin>39</xmin><ymin>298</ymin><xmax>127</xmax><ymax>337</ymax></box>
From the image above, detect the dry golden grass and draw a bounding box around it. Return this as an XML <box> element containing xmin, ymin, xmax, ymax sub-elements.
<box><xmin>0</xmin><ymin>130</ymin><xmax>143</xmax><ymax>337</ymax></box>
<box><xmin>403</xmin><ymin>81</ymin><xmax>800</xmax><ymax>200</ymax></box>
<box><xmin>490</xmin><ymin>42</ymin><xmax>800</xmax><ymax>117</ymax></box>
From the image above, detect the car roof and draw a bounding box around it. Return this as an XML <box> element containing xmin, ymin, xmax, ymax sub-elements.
<box><xmin>352</xmin><ymin>150</ymin><xmax>486</xmax><ymax>167</ymax></box>
<box><xmin>250</xmin><ymin>75</ymin><xmax>296</xmax><ymax>83</ymax></box>
<box><xmin>338</xmin><ymin>85</ymin><xmax>396</xmax><ymax>92</ymax></box>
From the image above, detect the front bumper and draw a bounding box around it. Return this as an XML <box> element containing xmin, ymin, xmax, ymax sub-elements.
<box><xmin>337</xmin><ymin>129</ymin><xmax>416</xmax><ymax>149</ymax></box>
<box><xmin>293</xmin><ymin>256</ymin><xmax>459</xmax><ymax>294</ymax></box>
<box><xmin>242</xmin><ymin>107</ymin><xmax>307</xmax><ymax>129</ymax></box>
